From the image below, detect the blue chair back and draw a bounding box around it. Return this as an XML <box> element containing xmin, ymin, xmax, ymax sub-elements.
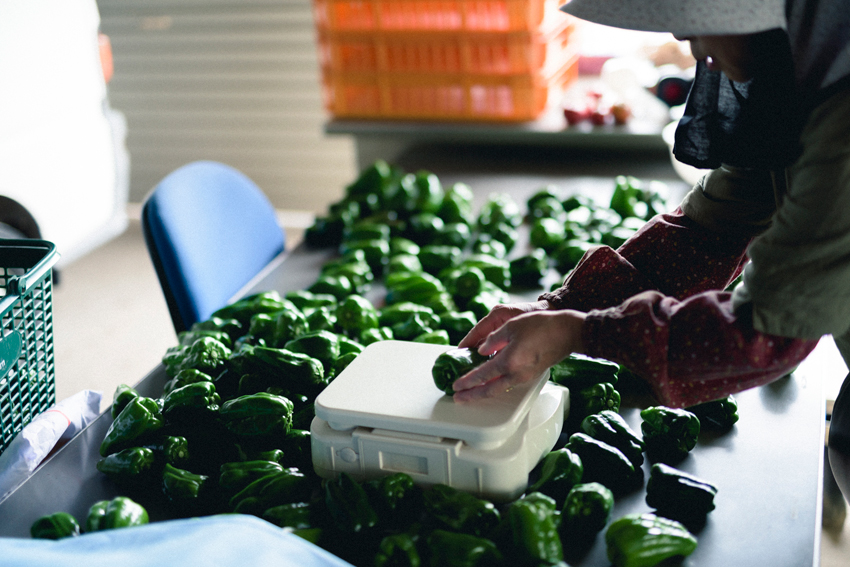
<box><xmin>142</xmin><ymin>161</ymin><xmax>285</xmax><ymax>333</ymax></box>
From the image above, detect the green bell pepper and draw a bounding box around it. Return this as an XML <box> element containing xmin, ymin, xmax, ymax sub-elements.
<box><xmin>477</xmin><ymin>193</ymin><xmax>522</xmax><ymax>230</ymax></box>
<box><xmin>568</xmin><ymin>382</ymin><xmax>622</xmax><ymax>428</ymax></box>
<box><xmin>147</xmin><ymin>435</ymin><xmax>190</xmax><ymax>468</ymax></box>
<box><xmin>336</xmin><ymin>294</ymin><xmax>380</xmax><ymax>337</ymax></box>
<box><xmin>284</xmin><ymin>290</ymin><xmax>338</xmax><ymax>312</ymax></box>
<box><xmin>605</xmin><ymin>513</ymin><xmax>697</xmax><ymax>567</ymax></box>
<box><xmin>419</xmin><ymin>245</ymin><xmax>462</xmax><ymax>275</ymax></box>
<box><xmin>211</xmin><ymin>291</ymin><xmax>289</xmax><ymax>327</ymax></box>
<box><xmin>263</xmin><ymin>501</ymin><xmax>318</xmax><ymax>529</ymax></box>
<box><xmin>364</xmin><ymin>472</ymin><xmax>422</xmax><ymax>528</ymax></box>
<box><xmin>414</xmin><ymin>329</ymin><xmax>450</xmax><ymax>344</ymax></box>
<box><xmin>460</xmin><ymin>255</ymin><xmax>511</xmax><ymax>290</ymax></box>
<box><xmin>284</xmin><ymin>330</ymin><xmax>341</xmax><ymax>374</ymax></box>
<box><xmin>30</xmin><ymin>512</ymin><xmax>81</xmax><ymax>539</ymax></box>
<box><xmin>527</xmin><ymin>447</ymin><xmax>584</xmax><ymax>506</ymax></box>
<box><xmin>388</xmin><ymin>253</ymin><xmax>424</xmax><ymax>276</ymax></box>
<box><xmin>433</xmin><ymin>222</ymin><xmax>472</xmax><ymax>248</ymax></box>
<box><xmin>375</xmin><ymin>532</ymin><xmax>422</xmax><ymax>567</ymax></box>
<box><xmin>340</xmin><ymin>238</ymin><xmax>390</xmax><ymax>276</ymax></box>
<box><xmin>161</xmin><ymin>381</ymin><xmax>221</xmax><ymax>419</ymax></box>
<box><xmin>379</xmin><ymin>302</ymin><xmax>440</xmax><ymax>328</ymax></box>
<box><xmin>392</xmin><ymin>313</ymin><xmax>436</xmax><ymax>342</ymax></box>
<box><xmin>360</xmin><ymin>326</ymin><xmax>394</xmax><ymax>345</ymax></box>
<box><xmin>471</xmin><ymin>234</ymin><xmax>507</xmax><ymax>259</ymax></box>
<box><xmin>219</xmin><ymin>459</ymin><xmax>285</xmax><ymax>495</ymax></box>
<box><xmin>423</xmin><ymin>484</ymin><xmax>500</xmax><ymax>537</ymax></box>
<box><xmin>509</xmin><ymin>248</ymin><xmax>549</xmax><ymax>288</ymax></box>
<box><xmin>230</xmin><ymin>467</ymin><xmax>313</xmax><ymax>515</ymax></box>
<box><xmin>581</xmin><ymin>410</ymin><xmax>645</xmax><ymax>468</ymax></box>
<box><xmin>552</xmin><ymin>239</ymin><xmax>596</xmax><ymax>273</ymax></box>
<box><xmin>390</xmin><ymin>237</ymin><xmax>421</xmax><ymax>257</ymax></box>
<box><xmin>308</xmin><ymin>274</ymin><xmax>354</xmax><ymax>301</ymax></box>
<box><xmin>566</xmin><ymin>433</ymin><xmax>642</xmax><ymax>496</ymax></box>
<box><xmin>687</xmin><ymin>395</ymin><xmax>739</xmax><ymax>430</ymax></box>
<box><xmin>432</xmin><ymin>347</ymin><xmax>491</xmax><ymax>395</ymax></box>
<box><xmin>86</xmin><ymin>497</ymin><xmax>149</xmax><ymax>532</ymax></box>
<box><xmin>96</xmin><ymin>446</ymin><xmax>156</xmax><ymax>483</ymax></box>
<box><xmin>508</xmin><ymin>492</ymin><xmax>563</xmax><ymax>565</ymax></box>
<box><xmin>305</xmin><ymin>305</ymin><xmax>338</xmax><ymax>333</ymax></box>
<box><xmin>162</xmin><ymin>368</ymin><xmax>214</xmax><ymax>398</ymax></box>
<box><xmin>560</xmin><ymin>482</ymin><xmax>615</xmax><ymax>542</ymax></box>
<box><xmin>529</xmin><ymin>217</ymin><xmax>567</xmax><ymax>253</ymax></box>
<box><xmin>162</xmin><ymin>463</ymin><xmax>209</xmax><ymax>504</ymax></box>
<box><xmin>163</xmin><ymin>336</ymin><xmax>232</xmax><ymax>378</ymax></box>
<box><xmin>111</xmin><ymin>384</ymin><xmax>140</xmax><ymax>420</ymax></box>
<box><xmin>645</xmin><ymin>463</ymin><xmax>717</xmax><ymax>528</ymax></box>
<box><xmin>100</xmin><ymin>397</ymin><xmax>164</xmax><ymax>457</ymax></box>
<box><xmin>439</xmin><ymin>311</ymin><xmax>477</xmax><ymax>345</ymax></box>
<box><xmin>325</xmin><ymin>472</ymin><xmax>379</xmax><ymax>533</ymax></box>
<box><xmin>343</xmin><ymin>221</ymin><xmax>392</xmax><ymax>243</ymax></box>
<box><xmin>550</xmin><ymin>353</ymin><xmax>619</xmax><ymax>390</ymax></box>
<box><xmin>425</xmin><ymin>529</ymin><xmax>503</xmax><ymax>567</ymax></box>
<box><xmin>405</xmin><ymin>213</ymin><xmax>445</xmax><ymax>246</ymax></box>
<box><xmin>640</xmin><ymin>406</ymin><xmax>701</xmax><ymax>464</ymax></box>
<box><xmin>219</xmin><ymin>392</ymin><xmax>294</xmax><ymax>438</ymax></box>
<box><xmin>437</xmin><ymin>182</ymin><xmax>475</xmax><ymax>225</ymax></box>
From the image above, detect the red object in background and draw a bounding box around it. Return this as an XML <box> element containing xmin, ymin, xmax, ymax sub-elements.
<box><xmin>99</xmin><ymin>33</ymin><xmax>113</xmax><ymax>84</ymax></box>
<box><xmin>564</xmin><ymin>103</ymin><xmax>592</xmax><ymax>125</ymax></box>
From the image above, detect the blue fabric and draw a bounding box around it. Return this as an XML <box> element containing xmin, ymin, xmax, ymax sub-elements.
<box><xmin>0</xmin><ymin>515</ymin><xmax>352</xmax><ymax>567</ymax></box>
<box><xmin>144</xmin><ymin>161</ymin><xmax>285</xmax><ymax>329</ymax></box>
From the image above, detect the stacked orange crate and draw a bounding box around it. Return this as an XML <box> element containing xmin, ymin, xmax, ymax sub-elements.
<box><xmin>313</xmin><ymin>0</ymin><xmax>579</xmax><ymax>122</ymax></box>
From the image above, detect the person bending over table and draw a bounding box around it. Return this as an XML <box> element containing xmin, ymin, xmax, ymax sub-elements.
<box><xmin>453</xmin><ymin>0</ymin><xmax>850</xmax><ymax>502</ymax></box>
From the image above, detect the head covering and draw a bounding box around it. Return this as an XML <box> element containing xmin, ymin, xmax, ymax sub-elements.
<box><xmin>559</xmin><ymin>0</ymin><xmax>787</xmax><ymax>37</ymax></box>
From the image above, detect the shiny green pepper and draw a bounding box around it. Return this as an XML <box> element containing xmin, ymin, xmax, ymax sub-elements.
<box><xmin>550</xmin><ymin>353</ymin><xmax>619</xmax><ymax>390</ymax></box>
<box><xmin>163</xmin><ymin>336</ymin><xmax>232</xmax><ymax>378</ymax></box>
<box><xmin>423</xmin><ymin>484</ymin><xmax>500</xmax><ymax>537</ymax></box>
<box><xmin>687</xmin><ymin>395</ymin><xmax>739</xmax><ymax>430</ymax></box>
<box><xmin>100</xmin><ymin>397</ymin><xmax>164</xmax><ymax>457</ymax></box>
<box><xmin>284</xmin><ymin>330</ymin><xmax>341</xmax><ymax>374</ymax></box>
<box><xmin>340</xmin><ymin>238</ymin><xmax>390</xmax><ymax>276</ymax></box>
<box><xmin>405</xmin><ymin>212</ymin><xmax>445</xmax><ymax>246</ymax></box>
<box><xmin>360</xmin><ymin>326</ymin><xmax>394</xmax><ymax>345</ymax></box>
<box><xmin>375</xmin><ymin>532</ymin><xmax>422</xmax><ymax>567</ymax></box>
<box><xmin>569</xmin><ymin>382</ymin><xmax>622</xmax><ymax>427</ymax></box>
<box><xmin>527</xmin><ymin>447</ymin><xmax>584</xmax><ymax>506</ymax></box>
<box><xmin>162</xmin><ymin>368</ymin><xmax>213</xmax><ymax>398</ymax></box>
<box><xmin>581</xmin><ymin>410</ymin><xmax>645</xmax><ymax>468</ymax></box>
<box><xmin>433</xmin><ymin>222</ymin><xmax>472</xmax><ymax>248</ymax></box>
<box><xmin>96</xmin><ymin>446</ymin><xmax>156</xmax><ymax>482</ymax></box>
<box><xmin>385</xmin><ymin>273</ymin><xmax>445</xmax><ymax>305</ymax></box>
<box><xmin>30</xmin><ymin>512</ymin><xmax>81</xmax><ymax>539</ymax></box>
<box><xmin>425</xmin><ymin>529</ymin><xmax>503</xmax><ymax>567</ymax></box>
<box><xmin>305</xmin><ymin>305</ymin><xmax>338</xmax><ymax>333</ymax></box>
<box><xmin>230</xmin><ymin>467</ymin><xmax>313</xmax><ymax>515</ymax></box>
<box><xmin>508</xmin><ymin>492</ymin><xmax>563</xmax><ymax>565</ymax></box>
<box><xmin>552</xmin><ymin>239</ymin><xmax>596</xmax><ymax>273</ymax></box>
<box><xmin>333</xmin><ymin>352</ymin><xmax>359</xmax><ymax>377</ymax></box>
<box><xmin>605</xmin><ymin>513</ymin><xmax>698</xmax><ymax>567</ymax></box>
<box><xmin>509</xmin><ymin>248</ymin><xmax>549</xmax><ymax>288</ymax></box>
<box><xmin>560</xmin><ymin>482</ymin><xmax>615</xmax><ymax>542</ymax></box>
<box><xmin>219</xmin><ymin>459</ymin><xmax>285</xmax><ymax>495</ymax></box>
<box><xmin>414</xmin><ymin>329</ymin><xmax>450</xmax><ymax>344</ymax></box>
<box><xmin>284</xmin><ymin>290</ymin><xmax>338</xmax><ymax>312</ymax></box>
<box><xmin>439</xmin><ymin>311</ymin><xmax>477</xmax><ymax>345</ymax></box>
<box><xmin>161</xmin><ymin>381</ymin><xmax>221</xmax><ymax>418</ymax></box>
<box><xmin>232</xmin><ymin>345</ymin><xmax>326</xmax><ymax>394</ymax></box>
<box><xmin>162</xmin><ymin>463</ymin><xmax>209</xmax><ymax>504</ymax></box>
<box><xmin>337</xmin><ymin>294</ymin><xmax>380</xmax><ymax>337</ymax></box>
<box><xmin>393</xmin><ymin>313</ymin><xmax>436</xmax><ymax>342</ymax></box>
<box><xmin>640</xmin><ymin>406</ymin><xmax>701</xmax><ymax>464</ymax></box>
<box><xmin>322</xmin><ymin>257</ymin><xmax>374</xmax><ymax>295</ymax></box>
<box><xmin>263</xmin><ymin>501</ymin><xmax>317</xmax><ymax>529</ymax></box>
<box><xmin>219</xmin><ymin>392</ymin><xmax>294</xmax><ymax>438</ymax></box>
<box><xmin>645</xmin><ymin>463</ymin><xmax>717</xmax><ymax>528</ymax></box>
<box><xmin>419</xmin><ymin>245</ymin><xmax>462</xmax><ymax>276</ymax></box>
<box><xmin>432</xmin><ymin>347</ymin><xmax>491</xmax><ymax>395</ymax></box>
<box><xmin>110</xmin><ymin>384</ymin><xmax>139</xmax><ymax>419</ymax></box>
<box><xmin>437</xmin><ymin>182</ymin><xmax>475</xmax><ymax>225</ymax></box>
<box><xmin>390</xmin><ymin>237</ymin><xmax>421</xmax><ymax>257</ymax></box>
<box><xmin>147</xmin><ymin>435</ymin><xmax>190</xmax><ymax>467</ymax></box>
<box><xmin>388</xmin><ymin>253</ymin><xmax>424</xmax><ymax>275</ymax></box>
<box><xmin>325</xmin><ymin>472</ymin><xmax>379</xmax><ymax>533</ymax></box>
<box><xmin>411</xmin><ymin>170</ymin><xmax>445</xmax><ymax>214</ymax></box>
<box><xmin>211</xmin><ymin>291</ymin><xmax>289</xmax><ymax>327</ymax></box>
<box><xmin>567</xmin><ymin>433</ymin><xmax>642</xmax><ymax>497</ymax></box>
<box><xmin>529</xmin><ymin>217</ymin><xmax>567</xmax><ymax>253</ymax></box>
<box><xmin>460</xmin><ymin>255</ymin><xmax>511</xmax><ymax>290</ymax></box>
<box><xmin>379</xmin><ymin>302</ymin><xmax>440</xmax><ymax>328</ymax></box>
<box><xmin>308</xmin><ymin>274</ymin><xmax>353</xmax><ymax>301</ymax></box>
<box><xmin>86</xmin><ymin>497</ymin><xmax>149</xmax><ymax>532</ymax></box>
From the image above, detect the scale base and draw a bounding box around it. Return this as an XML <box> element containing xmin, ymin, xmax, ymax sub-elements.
<box><xmin>311</xmin><ymin>382</ymin><xmax>569</xmax><ymax>502</ymax></box>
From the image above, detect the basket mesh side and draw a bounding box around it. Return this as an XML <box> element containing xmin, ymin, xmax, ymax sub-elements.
<box><xmin>0</xmin><ymin>267</ymin><xmax>56</xmax><ymax>455</ymax></box>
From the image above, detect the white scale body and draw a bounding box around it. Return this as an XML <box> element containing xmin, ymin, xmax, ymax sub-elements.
<box><xmin>311</xmin><ymin>340</ymin><xmax>570</xmax><ymax>501</ymax></box>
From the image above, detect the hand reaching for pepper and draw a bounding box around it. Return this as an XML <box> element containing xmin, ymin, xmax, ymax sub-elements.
<box><xmin>454</xmin><ymin>301</ymin><xmax>586</xmax><ymax>402</ymax></box>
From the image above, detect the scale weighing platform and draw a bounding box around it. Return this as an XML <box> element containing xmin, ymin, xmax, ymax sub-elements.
<box><xmin>311</xmin><ymin>340</ymin><xmax>570</xmax><ymax>501</ymax></box>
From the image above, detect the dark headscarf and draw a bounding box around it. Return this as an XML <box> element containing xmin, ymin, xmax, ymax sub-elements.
<box><xmin>673</xmin><ymin>28</ymin><xmax>802</xmax><ymax>170</ymax></box>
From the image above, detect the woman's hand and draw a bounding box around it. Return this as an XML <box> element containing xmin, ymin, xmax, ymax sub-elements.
<box><xmin>452</xmin><ymin>308</ymin><xmax>587</xmax><ymax>403</ymax></box>
<box><xmin>458</xmin><ymin>300</ymin><xmax>552</xmax><ymax>350</ymax></box>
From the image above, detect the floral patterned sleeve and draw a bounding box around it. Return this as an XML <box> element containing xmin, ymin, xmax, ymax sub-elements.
<box><xmin>538</xmin><ymin>193</ymin><xmax>818</xmax><ymax>407</ymax></box>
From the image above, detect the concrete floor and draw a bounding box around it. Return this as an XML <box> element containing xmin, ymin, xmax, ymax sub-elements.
<box><xmin>49</xmin><ymin>211</ymin><xmax>849</xmax><ymax>566</ymax></box>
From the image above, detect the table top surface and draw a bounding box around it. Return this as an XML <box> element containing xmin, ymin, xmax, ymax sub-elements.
<box><xmin>0</xmin><ymin>156</ymin><xmax>834</xmax><ymax>566</ymax></box>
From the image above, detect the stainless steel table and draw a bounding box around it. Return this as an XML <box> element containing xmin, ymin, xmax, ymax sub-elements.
<box><xmin>0</xmin><ymin>153</ymin><xmax>831</xmax><ymax>566</ymax></box>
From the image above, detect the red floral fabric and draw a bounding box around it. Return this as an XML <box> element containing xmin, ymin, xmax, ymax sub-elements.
<box><xmin>539</xmin><ymin>208</ymin><xmax>819</xmax><ymax>407</ymax></box>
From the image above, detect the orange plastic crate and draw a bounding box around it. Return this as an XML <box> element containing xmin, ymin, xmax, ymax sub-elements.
<box><xmin>321</xmin><ymin>53</ymin><xmax>578</xmax><ymax>121</ymax></box>
<box><xmin>318</xmin><ymin>17</ymin><xmax>574</xmax><ymax>76</ymax></box>
<box><xmin>313</xmin><ymin>0</ymin><xmax>560</xmax><ymax>32</ymax></box>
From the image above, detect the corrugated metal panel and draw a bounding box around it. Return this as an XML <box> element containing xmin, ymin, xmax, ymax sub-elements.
<box><xmin>97</xmin><ymin>0</ymin><xmax>355</xmax><ymax>212</ymax></box>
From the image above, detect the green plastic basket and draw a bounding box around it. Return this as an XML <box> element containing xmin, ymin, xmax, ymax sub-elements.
<box><xmin>0</xmin><ymin>240</ymin><xmax>60</xmax><ymax>456</ymax></box>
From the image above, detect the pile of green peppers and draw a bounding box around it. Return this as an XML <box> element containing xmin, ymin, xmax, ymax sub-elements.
<box><xmin>32</xmin><ymin>161</ymin><xmax>743</xmax><ymax>566</ymax></box>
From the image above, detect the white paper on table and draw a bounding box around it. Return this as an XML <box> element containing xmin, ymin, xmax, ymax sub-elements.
<box><xmin>0</xmin><ymin>389</ymin><xmax>102</xmax><ymax>498</ymax></box>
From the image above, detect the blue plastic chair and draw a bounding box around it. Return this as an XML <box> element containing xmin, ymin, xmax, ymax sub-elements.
<box><xmin>142</xmin><ymin>161</ymin><xmax>285</xmax><ymax>334</ymax></box>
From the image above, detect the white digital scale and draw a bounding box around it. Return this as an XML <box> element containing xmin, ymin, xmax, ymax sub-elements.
<box><xmin>311</xmin><ymin>340</ymin><xmax>570</xmax><ymax>501</ymax></box>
